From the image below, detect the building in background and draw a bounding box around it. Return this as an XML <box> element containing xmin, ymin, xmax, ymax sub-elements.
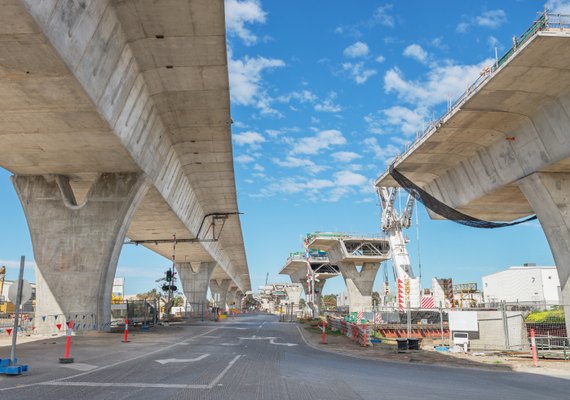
<box><xmin>482</xmin><ymin>264</ymin><xmax>560</xmax><ymax>305</ymax></box>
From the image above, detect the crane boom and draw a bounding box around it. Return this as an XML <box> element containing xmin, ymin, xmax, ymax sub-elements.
<box><xmin>377</xmin><ymin>187</ymin><xmax>421</xmax><ymax>308</ymax></box>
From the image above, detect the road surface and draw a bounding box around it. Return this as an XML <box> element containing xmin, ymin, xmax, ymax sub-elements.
<box><xmin>0</xmin><ymin>314</ymin><xmax>567</xmax><ymax>399</ymax></box>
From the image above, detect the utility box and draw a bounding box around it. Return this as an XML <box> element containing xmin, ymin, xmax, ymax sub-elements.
<box><xmin>453</xmin><ymin>332</ymin><xmax>469</xmax><ymax>351</ymax></box>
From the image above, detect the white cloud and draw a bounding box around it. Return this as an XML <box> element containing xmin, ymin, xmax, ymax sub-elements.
<box><xmin>383</xmin><ymin>58</ymin><xmax>494</xmax><ymax>107</ymax></box>
<box><xmin>253</xmin><ymin>163</ymin><xmax>265</xmax><ymax>172</ymax></box>
<box><xmin>343</xmin><ymin>41</ymin><xmax>370</xmax><ymax>58</ymax></box>
<box><xmin>488</xmin><ymin>36</ymin><xmax>503</xmax><ymax>51</ymax></box>
<box><xmin>457</xmin><ymin>9</ymin><xmax>507</xmax><ymax>33</ymax></box>
<box><xmin>228</xmin><ymin>51</ymin><xmax>285</xmax><ymax>115</ymax></box>
<box><xmin>235</xmin><ymin>155</ymin><xmax>255</xmax><ymax>163</ymax></box>
<box><xmin>292</xmin><ymin>129</ymin><xmax>346</xmax><ymax>155</ymax></box>
<box><xmin>342</xmin><ymin>62</ymin><xmax>377</xmax><ymax>84</ymax></box>
<box><xmin>314</xmin><ymin>92</ymin><xmax>342</xmax><ymax>112</ymax></box>
<box><xmin>272</xmin><ymin>156</ymin><xmax>327</xmax><ymax>173</ymax></box>
<box><xmin>403</xmin><ymin>44</ymin><xmax>428</xmax><ymax>64</ymax></box>
<box><xmin>233</xmin><ymin>131</ymin><xmax>265</xmax><ymax>148</ymax></box>
<box><xmin>334</xmin><ymin>171</ymin><xmax>367</xmax><ymax>186</ymax></box>
<box><xmin>364</xmin><ymin>137</ymin><xmax>401</xmax><ymax>164</ymax></box>
<box><xmin>276</xmin><ymin>90</ymin><xmax>317</xmax><ymax>104</ymax></box>
<box><xmin>254</xmin><ymin>177</ymin><xmax>335</xmax><ymax>198</ymax></box>
<box><xmin>375</xmin><ymin>55</ymin><xmax>386</xmax><ymax>63</ymax></box>
<box><xmin>365</xmin><ymin>106</ymin><xmax>427</xmax><ymax>136</ymax></box>
<box><xmin>373</xmin><ymin>4</ymin><xmax>395</xmax><ymax>28</ymax></box>
<box><xmin>547</xmin><ymin>0</ymin><xmax>570</xmax><ymax>14</ymax></box>
<box><xmin>332</xmin><ymin>151</ymin><xmax>362</xmax><ymax>163</ymax></box>
<box><xmin>476</xmin><ymin>9</ymin><xmax>507</xmax><ymax>29</ymax></box>
<box><xmin>225</xmin><ymin>0</ymin><xmax>266</xmax><ymax>45</ymax></box>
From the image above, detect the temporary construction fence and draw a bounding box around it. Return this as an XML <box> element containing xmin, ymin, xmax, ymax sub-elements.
<box><xmin>110</xmin><ymin>300</ymin><xmax>157</xmax><ymax>327</ymax></box>
<box><xmin>327</xmin><ymin>316</ymin><xmax>372</xmax><ymax>347</ymax></box>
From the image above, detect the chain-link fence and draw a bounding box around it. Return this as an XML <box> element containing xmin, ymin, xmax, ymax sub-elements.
<box><xmin>329</xmin><ymin>302</ymin><xmax>568</xmax><ymax>359</ymax></box>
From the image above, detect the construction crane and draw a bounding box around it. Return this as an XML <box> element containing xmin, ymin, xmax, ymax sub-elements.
<box><xmin>378</xmin><ymin>187</ymin><xmax>421</xmax><ymax>309</ymax></box>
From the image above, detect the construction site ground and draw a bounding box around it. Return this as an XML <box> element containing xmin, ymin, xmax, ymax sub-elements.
<box><xmin>297</xmin><ymin>320</ymin><xmax>570</xmax><ymax>380</ymax></box>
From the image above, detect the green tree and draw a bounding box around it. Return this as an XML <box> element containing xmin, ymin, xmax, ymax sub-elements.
<box><xmin>322</xmin><ymin>294</ymin><xmax>337</xmax><ymax>309</ymax></box>
<box><xmin>136</xmin><ymin>288</ymin><xmax>161</xmax><ymax>301</ymax></box>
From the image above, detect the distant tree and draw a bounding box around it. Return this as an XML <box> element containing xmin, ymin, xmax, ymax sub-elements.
<box><xmin>298</xmin><ymin>298</ymin><xmax>306</xmax><ymax>308</ymax></box>
<box><xmin>171</xmin><ymin>296</ymin><xmax>184</xmax><ymax>307</ymax></box>
<box><xmin>322</xmin><ymin>294</ymin><xmax>337</xmax><ymax>309</ymax></box>
<box><xmin>136</xmin><ymin>288</ymin><xmax>161</xmax><ymax>301</ymax></box>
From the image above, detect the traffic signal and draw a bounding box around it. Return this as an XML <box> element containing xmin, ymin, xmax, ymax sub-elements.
<box><xmin>166</xmin><ymin>270</ymin><xmax>172</xmax><ymax>282</ymax></box>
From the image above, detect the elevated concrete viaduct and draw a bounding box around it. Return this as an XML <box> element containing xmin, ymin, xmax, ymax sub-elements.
<box><xmin>308</xmin><ymin>234</ymin><xmax>390</xmax><ymax>313</ymax></box>
<box><xmin>280</xmin><ymin>252</ymin><xmax>340</xmax><ymax>316</ymax></box>
<box><xmin>376</xmin><ymin>15</ymin><xmax>570</xmax><ymax>334</ymax></box>
<box><xmin>0</xmin><ymin>0</ymin><xmax>249</xmax><ymax>327</ymax></box>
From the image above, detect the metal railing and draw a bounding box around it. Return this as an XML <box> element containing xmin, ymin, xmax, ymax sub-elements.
<box><xmin>392</xmin><ymin>11</ymin><xmax>570</xmax><ymax>166</ymax></box>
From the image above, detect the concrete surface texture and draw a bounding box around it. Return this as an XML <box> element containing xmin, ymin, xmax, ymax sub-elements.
<box><xmin>13</xmin><ymin>173</ymin><xmax>149</xmax><ymax>326</ymax></box>
<box><xmin>0</xmin><ymin>0</ymin><xmax>250</xmax><ymax>323</ymax></box>
<box><xmin>176</xmin><ymin>261</ymin><xmax>216</xmax><ymax>307</ymax></box>
<box><xmin>284</xmin><ymin>284</ymin><xmax>303</xmax><ymax>306</ymax></box>
<box><xmin>375</xmin><ymin>30</ymin><xmax>570</xmax><ymax>336</ymax></box>
<box><xmin>0</xmin><ymin>314</ymin><xmax>568</xmax><ymax>399</ymax></box>
<box><xmin>338</xmin><ymin>262</ymin><xmax>381</xmax><ymax>313</ymax></box>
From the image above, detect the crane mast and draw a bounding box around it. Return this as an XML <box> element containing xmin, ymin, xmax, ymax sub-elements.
<box><xmin>378</xmin><ymin>187</ymin><xmax>421</xmax><ymax>309</ymax></box>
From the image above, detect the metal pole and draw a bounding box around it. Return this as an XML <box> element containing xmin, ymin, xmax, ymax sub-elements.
<box><xmin>10</xmin><ymin>256</ymin><xmax>25</xmax><ymax>364</ymax></box>
<box><xmin>439</xmin><ymin>302</ymin><xmax>444</xmax><ymax>346</ymax></box>
<box><xmin>406</xmin><ymin>300</ymin><xmax>411</xmax><ymax>338</ymax></box>
<box><xmin>501</xmin><ymin>301</ymin><xmax>510</xmax><ymax>350</ymax></box>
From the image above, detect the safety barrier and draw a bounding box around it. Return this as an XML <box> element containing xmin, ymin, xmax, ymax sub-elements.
<box><xmin>327</xmin><ymin>316</ymin><xmax>372</xmax><ymax>347</ymax></box>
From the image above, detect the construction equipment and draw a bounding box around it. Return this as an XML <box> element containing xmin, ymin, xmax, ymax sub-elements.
<box><xmin>378</xmin><ymin>187</ymin><xmax>421</xmax><ymax>309</ymax></box>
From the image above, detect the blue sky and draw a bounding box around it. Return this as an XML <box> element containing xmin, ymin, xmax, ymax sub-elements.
<box><xmin>1</xmin><ymin>1</ymin><xmax>568</xmax><ymax>296</ymax></box>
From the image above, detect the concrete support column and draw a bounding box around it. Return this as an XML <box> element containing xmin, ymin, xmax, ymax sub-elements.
<box><xmin>209</xmin><ymin>280</ymin><xmax>221</xmax><ymax>306</ymax></box>
<box><xmin>175</xmin><ymin>262</ymin><xmax>216</xmax><ymax>310</ymax></box>
<box><xmin>519</xmin><ymin>172</ymin><xmax>570</xmax><ymax>335</ymax></box>
<box><xmin>296</xmin><ymin>276</ymin><xmax>325</xmax><ymax>317</ymax></box>
<box><xmin>338</xmin><ymin>262</ymin><xmax>381</xmax><ymax>313</ymax></box>
<box><xmin>285</xmin><ymin>284</ymin><xmax>303</xmax><ymax>307</ymax></box>
<box><xmin>219</xmin><ymin>279</ymin><xmax>231</xmax><ymax>310</ymax></box>
<box><xmin>227</xmin><ymin>287</ymin><xmax>238</xmax><ymax>310</ymax></box>
<box><xmin>13</xmin><ymin>173</ymin><xmax>149</xmax><ymax>329</ymax></box>
<box><xmin>235</xmin><ymin>290</ymin><xmax>243</xmax><ymax>310</ymax></box>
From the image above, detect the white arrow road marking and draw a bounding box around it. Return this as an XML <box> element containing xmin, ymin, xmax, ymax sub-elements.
<box><xmin>239</xmin><ymin>337</ymin><xmax>297</xmax><ymax>346</ymax></box>
<box><xmin>155</xmin><ymin>354</ymin><xmax>210</xmax><ymax>364</ymax></box>
<box><xmin>269</xmin><ymin>339</ymin><xmax>297</xmax><ymax>347</ymax></box>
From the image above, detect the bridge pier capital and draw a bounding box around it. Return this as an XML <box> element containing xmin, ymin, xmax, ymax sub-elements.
<box><xmin>175</xmin><ymin>261</ymin><xmax>216</xmax><ymax>311</ymax></box>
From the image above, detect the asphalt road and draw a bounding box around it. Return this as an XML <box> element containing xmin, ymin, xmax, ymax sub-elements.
<box><xmin>0</xmin><ymin>313</ymin><xmax>567</xmax><ymax>399</ymax></box>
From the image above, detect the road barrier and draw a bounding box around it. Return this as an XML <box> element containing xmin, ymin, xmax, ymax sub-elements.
<box><xmin>59</xmin><ymin>320</ymin><xmax>74</xmax><ymax>364</ymax></box>
<box><xmin>122</xmin><ymin>318</ymin><xmax>130</xmax><ymax>343</ymax></box>
<box><xmin>327</xmin><ymin>316</ymin><xmax>372</xmax><ymax>347</ymax></box>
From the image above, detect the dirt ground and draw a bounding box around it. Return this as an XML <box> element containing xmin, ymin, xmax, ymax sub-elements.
<box><xmin>298</xmin><ymin>322</ymin><xmax>570</xmax><ymax>380</ymax></box>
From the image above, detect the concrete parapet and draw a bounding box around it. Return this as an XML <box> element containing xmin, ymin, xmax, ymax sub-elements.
<box><xmin>13</xmin><ymin>173</ymin><xmax>149</xmax><ymax>329</ymax></box>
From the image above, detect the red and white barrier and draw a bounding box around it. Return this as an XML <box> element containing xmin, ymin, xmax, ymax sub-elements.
<box><xmin>122</xmin><ymin>319</ymin><xmax>130</xmax><ymax>343</ymax></box>
<box><xmin>59</xmin><ymin>320</ymin><xmax>74</xmax><ymax>363</ymax></box>
<box><xmin>530</xmin><ymin>328</ymin><xmax>538</xmax><ymax>367</ymax></box>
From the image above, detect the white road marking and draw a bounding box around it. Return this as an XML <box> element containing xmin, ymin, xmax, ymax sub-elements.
<box><xmin>269</xmin><ymin>339</ymin><xmax>297</xmax><ymax>347</ymax></box>
<box><xmin>155</xmin><ymin>354</ymin><xmax>210</xmax><ymax>364</ymax></box>
<box><xmin>207</xmin><ymin>355</ymin><xmax>241</xmax><ymax>388</ymax></box>
<box><xmin>39</xmin><ymin>355</ymin><xmax>243</xmax><ymax>391</ymax></box>
<box><xmin>60</xmin><ymin>363</ymin><xmax>98</xmax><ymax>372</ymax></box>
<box><xmin>41</xmin><ymin>381</ymin><xmax>209</xmax><ymax>389</ymax></box>
<box><xmin>0</xmin><ymin>327</ymin><xmax>220</xmax><ymax>393</ymax></box>
<box><xmin>239</xmin><ymin>336</ymin><xmax>297</xmax><ymax>346</ymax></box>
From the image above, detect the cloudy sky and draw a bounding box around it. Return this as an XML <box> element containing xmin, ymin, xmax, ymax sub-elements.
<box><xmin>1</xmin><ymin>0</ymin><xmax>568</xmax><ymax>296</ymax></box>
